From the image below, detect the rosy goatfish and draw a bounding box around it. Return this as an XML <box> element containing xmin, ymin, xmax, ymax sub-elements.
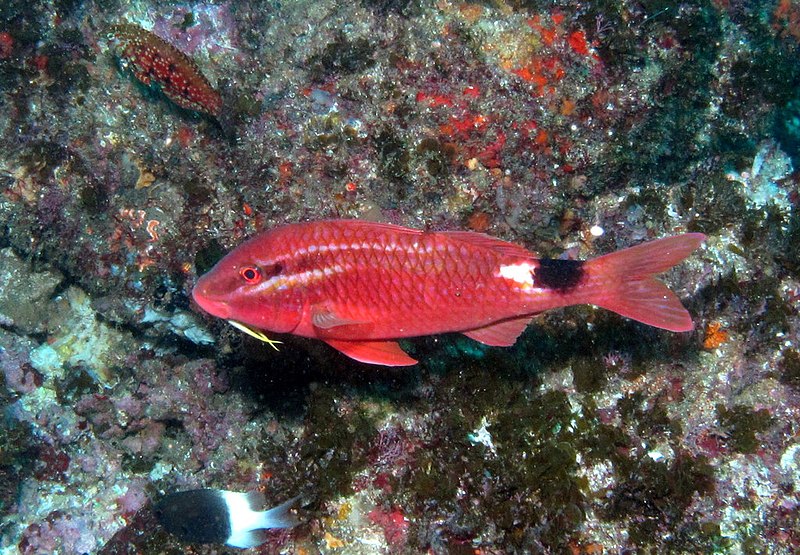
<box><xmin>192</xmin><ymin>219</ymin><xmax>704</xmax><ymax>366</ymax></box>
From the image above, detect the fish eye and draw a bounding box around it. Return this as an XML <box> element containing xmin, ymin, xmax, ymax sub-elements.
<box><xmin>239</xmin><ymin>266</ymin><xmax>261</xmax><ymax>284</ymax></box>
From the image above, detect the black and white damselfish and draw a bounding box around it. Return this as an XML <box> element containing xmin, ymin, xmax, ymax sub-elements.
<box><xmin>154</xmin><ymin>489</ymin><xmax>301</xmax><ymax>548</ymax></box>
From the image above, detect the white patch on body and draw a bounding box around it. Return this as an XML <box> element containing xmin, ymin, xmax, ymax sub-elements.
<box><xmin>222</xmin><ymin>491</ymin><xmax>265</xmax><ymax>548</ymax></box>
<box><xmin>496</xmin><ymin>262</ymin><xmax>536</xmax><ymax>288</ymax></box>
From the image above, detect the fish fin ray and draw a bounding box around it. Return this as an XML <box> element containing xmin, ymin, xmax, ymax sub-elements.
<box><xmin>311</xmin><ymin>305</ymin><xmax>367</xmax><ymax>329</ymax></box>
<box><xmin>586</xmin><ymin>233</ymin><xmax>705</xmax><ymax>331</ymax></box>
<box><xmin>319</xmin><ymin>219</ymin><xmax>425</xmax><ymax>236</ymax></box>
<box><xmin>244</xmin><ymin>490</ymin><xmax>266</xmax><ymax>509</ymax></box>
<box><xmin>258</xmin><ymin>495</ymin><xmax>302</xmax><ymax>529</ymax></box>
<box><xmin>324</xmin><ymin>339</ymin><xmax>417</xmax><ymax>366</ymax></box>
<box><xmin>227</xmin><ymin>529</ymin><xmax>269</xmax><ymax>549</ymax></box>
<box><xmin>463</xmin><ymin>315</ymin><xmax>534</xmax><ymax>346</ymax></box>
<box><xmin>443</xmin><ymin>231</ymin><xmax>534</xmax><ymax>258</ymax></box>
<box><xmin>591</xmin><ymin>233</ymin><xmax>705</xmax><ymax>277</ymax></box>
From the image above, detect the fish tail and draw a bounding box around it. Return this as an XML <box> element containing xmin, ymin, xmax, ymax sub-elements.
<box><xmin>257</xmin><ymin>495</ymin><xmax>302</xmax><ymax>529</ymax></box>
<box><xmin>582</xmin><ymin>233</ymin><xmax>705</xmax><ymax>331</ymax></box>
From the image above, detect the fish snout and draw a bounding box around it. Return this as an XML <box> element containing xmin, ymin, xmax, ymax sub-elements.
<box><xmin>192</xmin><ymin>274</ymin><xmax>232</xmax><ymax>319</ymax></box>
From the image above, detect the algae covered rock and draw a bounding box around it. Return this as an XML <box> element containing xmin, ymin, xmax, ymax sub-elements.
<box><xmin>0</xmin><ymin>248</ymin><xmax>63</xmax><ymax>334</ymax></box>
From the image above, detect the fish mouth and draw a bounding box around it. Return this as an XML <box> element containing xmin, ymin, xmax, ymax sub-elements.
<box><xmin>192</xmin><ymin>278</ymin><xmax>232</xmax><ymax>319</ymax></box>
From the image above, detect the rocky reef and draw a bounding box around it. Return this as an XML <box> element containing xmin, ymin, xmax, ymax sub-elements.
<box><xmin>1</xmin><ymin>0</ymin><xmax>799</xmax><ymax>553</ymax></box>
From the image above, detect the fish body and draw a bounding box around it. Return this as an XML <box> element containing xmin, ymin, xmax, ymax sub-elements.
<box><xmin>108</xmin><ymin>23</ymin><xmax>222</xmax><ymax>117</ymax></box>
<box><xmin>193</xmin><ymin>220</ymin><xmax>704</xmax><ymax>366</ymax></box>
<box><xmin>154</xmin><ymin>489</ymin><xmax>299</xmax><ymax>548</ymax></box>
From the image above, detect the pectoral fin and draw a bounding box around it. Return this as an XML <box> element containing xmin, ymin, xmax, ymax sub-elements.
<box><xmin>311</xmin><ymin>305</ymin><xmax>367</xmax><ymax>329</ymax></box>
<box><xmin>462</xmin><ymin>315</ymin><xmax>534</xmax><ymax>346</ymax></box>
<box><xmin>324</xmin><ymin>339</ymin><xmax>418</xmax><ymax>366</ymax></box>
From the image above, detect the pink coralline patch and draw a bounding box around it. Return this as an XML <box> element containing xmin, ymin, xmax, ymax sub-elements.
<box><xmin>0</xmin><ymin>336</ymin><xmax>41</xmax><ymax>394</ymax></box>
<box><xmin>369</xmin><ymin>426</ymin><xmax>414</xmax><ymax>469</ymax></box>
<box><xmin>120</xmin><ymin>421</ymin><xmax>165</xmax><ymax>456</ymax></box>
<box><xmin>117</xmin><ymin>480</ymin><xmax>149</xmax><ymax>518</ymax></box>
<box><xmin>694</xmin><ymin>429</ymin><xmax>728</xmax><ymax>459</ymax></box>
<box><xmin>113</xmin><ymin>394</ymin><xmax>144</xmax><ymax>420</ymax></box>
<box><xmin>151</xmin><ymin>3</ymin><xmax>238</xmax><ymax>56</ymax></box>
<box><xmin>369</xmin><ymin>507</ymin><xmax>409</xmax><ymax>550</ymax></box>
<box><xmin>2</xmin><ymin>362</ymin><xmax>42</xmax><ymax>394</ymax></box>
<box><xmin>19</xmin><ymin>511</ymin><xmax>96</xmax><ymax>555</ymax></box>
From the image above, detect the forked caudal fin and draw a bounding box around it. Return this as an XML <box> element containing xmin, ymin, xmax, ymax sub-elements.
<box><xmin>582</xmin><ymin>233</ymin><xmax>705</xmax><ymax>332</ymax></box>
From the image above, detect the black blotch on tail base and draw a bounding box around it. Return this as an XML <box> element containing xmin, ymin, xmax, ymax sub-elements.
<box><xmin>537</xmin><ymin>259</ymin><xmax>584</xmax><ymax>291</ymax></box>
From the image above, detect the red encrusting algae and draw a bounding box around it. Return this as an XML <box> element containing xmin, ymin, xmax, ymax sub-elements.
<box><xmin>108</xmin><ymin>23</ymin><xmax>222</xmax><ymax>118</ymax></box>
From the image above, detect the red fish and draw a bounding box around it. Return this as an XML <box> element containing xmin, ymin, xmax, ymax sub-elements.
<box><xmin>108</xmin><ymin>23</ymin><xmax>222</xmax><ymax>118</ymax></box>
<box><xmin>193</xmin><ymin>220</ymin><xmax>704</xmax><ymax>366</ymax></box>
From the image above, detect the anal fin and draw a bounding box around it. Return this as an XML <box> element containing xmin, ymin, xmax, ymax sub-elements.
<box><xmin>462</xmin><ymin>315</ymin><xmax>533</xmax><ymax>346</ymax></box>
<box><xmin>227</xmin><ymin>529</ymin><xmax>269</xmax><ymax>549</ymax></box>
<box><xmin>324</xmin><ymin>339</ymin><xmax>417</xmax><ymax>366</ymax></box>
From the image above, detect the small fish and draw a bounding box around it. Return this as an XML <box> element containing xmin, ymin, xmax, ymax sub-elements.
<box><xmin>193</xmin><ymin>220</ymin><xmax>704</xmax><ymax>366</ymax></box>
<box><xmin>108</xmin><ymin>23</ymin><xmax>222</xmax><ymax>118</ymax></box>
<box><xmin>154</xmin><ymin>489</ymin><xmax>300</xmax><ymax>548</ymax></box>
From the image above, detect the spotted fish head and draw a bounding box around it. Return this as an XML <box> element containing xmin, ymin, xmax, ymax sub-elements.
<box><xmin>193</xmin><ymin>232</ymin><xmax>302</xmax><ymax>334</ymax></box>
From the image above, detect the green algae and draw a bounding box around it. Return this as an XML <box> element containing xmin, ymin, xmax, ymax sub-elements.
<box><xmin>601</xmin><ymin>452</ymin><xmax>715</xmax><ymax>546</ymax></box>
<box><xmin>571</xmin><ymin>356</ymin><xmax>607</xmax><ymax>394</ymax></box>
<box><xmin>416</xmin><ymin>137</ymin><xmax>455</xmax><ymax>180</ymax></box>
<box><xmin>716</xmin><ymin>404</ymin><xmax>774</xmax><ymax>454</ymax></box>
<box><xmin>593</xmin><ymin>2</ymin><xmax>722</xmax><ymax>191</ymax></box>
<box><xmin>307</xmin><ymin>33</ymin><xmax>375</xmax><ymax>81</ymax></box>
<box><xmin>696</xmin><ymin>272</ymin><xmax>790</xmax><ymax>342</ymax></box>
<box><xmin>774</xmin><ymin>98</ymin><xmax>800</xmax><ymax>166</ymax></box>
<box><xmin>0</xmin><ymin>398</ymin><xmax>35</xmax><ymax>521</ymax></box>
<box><xmin>55</xmin><ymin>365</ymin><xmax>99</xmax><ymax>404</ymax></box>
<box><xmin>361</xmin><ymin>0</ymin><xmax>420</xmax><ymax>17</ymax></box>
<box><xmin>0</xmin><ymin>415</ymin><xmax>34</xmax><ymax>467</ymax></box>
<box><xmin>782</xmin><ymin>208</ymin><xmax>800</xmax><ymax>278</ymax></box>
<box><xmin>397</xmin><ymin>366</ymin><xmax>591</xmax><ymax>550</ymax></box>
<box><xmin>618</xmin><ymin>392</ymin><xmax>682</xmax><ymax>439</ymax></box>
<box><xmin>723</xmin><ymin>14</ymin><xmax>800</xmax><ymax>134</ymax></box>
<box><xmin>194</xmin><ymin>239</ymin><xmax>225</xmax><ymax>275</ymax></box>
<box><xmin>667</xmin><ymin>520</ymin><xmax>732</xmax><ymax>554</ymax></box>
<box><xmin>260</xmin><ymin>384</ymin><xmax>375</xmax><ymax>501</ymax></box>
<box><xmin>779</xmin><ymin>348</ymin><xmax>800</xmax><ymax>391</ymax></box>
<box><xmin>374</xmin><ymin>128</ymin><xmax>411</xmax><ymax>185</ymax></box>
<box><xmin>18</xmin><ymin>140</ymin><xmax>68</xmax><ymax>182</ymax></box>
<box><xmin>684</xmin><ymin>171</ymin><xmax>748</xmax><ymax>236</ymax></box>
<box><xmin>121</xmin><ymin>453</ymin><xmax>156</xmax><ymax>474</ymax></box>
<box><xmin>394</xmin><ymin>351</ymin><xmax>719</xmax><ymax>551</ymax></box>
<box><xmin>78</xmin><ymin>178</ymin><xmax>109</xmax><ymax>213</ymax></box>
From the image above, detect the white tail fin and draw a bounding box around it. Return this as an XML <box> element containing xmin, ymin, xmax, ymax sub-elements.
<box><xmin>257</xmin><ymin>495</ymin><xmax>301</xmax><ymax>529</ymax></box>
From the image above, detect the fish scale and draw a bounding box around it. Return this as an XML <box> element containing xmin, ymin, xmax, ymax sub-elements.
<box><xmin>193</xmin><ymin>220</ymin><xmax>705</xmax><ymax>366</ymax></box>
